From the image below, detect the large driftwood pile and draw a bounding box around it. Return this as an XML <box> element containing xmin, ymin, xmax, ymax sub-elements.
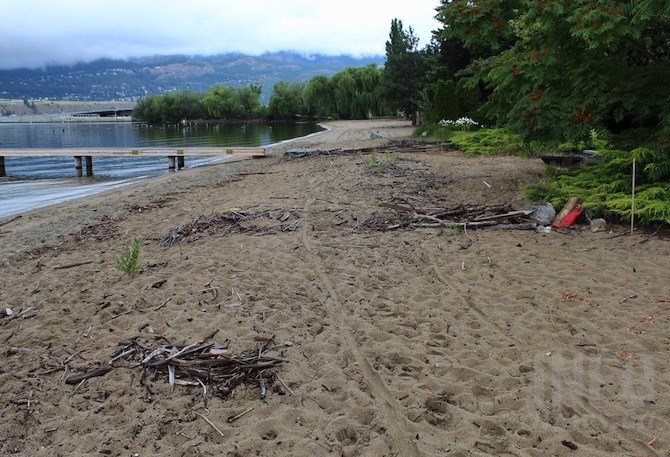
<box><xmin>362</xmin><ymin>201</ymin><xmax>538</xmax><ymax>231</ymax></box>
<box><xmin>65</xmin><ymin>336</ymin><xmax>288</xmax><ymax>400</ymax></box>
<box><xmin>160</xmin><ymin>208</ymin><xmax>301</xmax><ymax>246</ymax></box>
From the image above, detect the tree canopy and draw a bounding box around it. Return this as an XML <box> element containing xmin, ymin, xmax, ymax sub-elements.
<box><xmin>435</xmin><ymin>0</ymin><xmax>670</xmax><ymax>145</ymax></box>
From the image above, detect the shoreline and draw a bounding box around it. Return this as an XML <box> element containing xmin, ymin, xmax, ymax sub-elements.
<box><xmin>0</xmin><ymin>119</ymin><xmax>408</xmax><ymax>260</ymax></box>
<box><xmin>1</xmin><ymin>118</ymin><xmax>668</xmax><ymax>456</ymax></box>
<box><xmin>0</xmin><ymin>120</ymin><xmax>333</xmax><ymax>219</ymax></box>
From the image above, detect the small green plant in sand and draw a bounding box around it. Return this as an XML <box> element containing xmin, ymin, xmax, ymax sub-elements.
<box><xmin>442</xmin><ymin>224</ymin><xmax>461</xmax><ymax>236</ymax></box>
<box><xmin>365</xmin><ymin>151</ymin><xmax>397</xmax><ymax>173</ymax></box>
<box><xmin>114</xmin><ymin>237</ymin><xmax>141</xmax><ymax>275</ymax></box>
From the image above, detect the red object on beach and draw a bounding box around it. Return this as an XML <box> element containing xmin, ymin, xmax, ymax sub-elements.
<box><xmin>552</xmin><ymin>197</ymin><xmax>583</xmax><ymax>228</ymax></box>
<box><xmin>553</xmin><ymin>207</ymin><xmax>583</xmax><ymax>228</ymax></box>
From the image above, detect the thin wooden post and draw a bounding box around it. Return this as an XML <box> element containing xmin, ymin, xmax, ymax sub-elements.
<box><xmin>0</xmin><ymin>156</ymin><xmax>5</xmax><ymax>177</ymax></box>
<box><xmin>177</xmin><ymin>156</ymin><xmax>185</xmax><ymax>169</ymax></box>
<box><xmin>631</xmin><ymin>158</ymin><xmax>636</xmax><ymax>235</ymax></box>
<box><xmin>74</xmin><ymin>156</ymin><xmax>83</xmax><ymax>177</ymax></box>
<box><xmin>168</xmin><ymin>156</ymin><xmax>176</xmax><ymax>170</ymax></box>
<box><xmin>85</xmin><ymin>156</ymin><xmax>93</xmax><ymax>176</ymax></box>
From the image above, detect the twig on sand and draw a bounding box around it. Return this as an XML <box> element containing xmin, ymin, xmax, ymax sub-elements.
<box><xmin>53</xmin><ymin>260</ymin><xmax>95</xmax><ymax>270</ymax></box>
<box><xmin>308</xmin><ymin>367</ymin><xmax>322</xmax><ymax>383</ymax></box>
<box><xmin>276</xmin><ymin>374</ymin><xmax>295</xmax><ymax>396</ymax></box>
<box><xmin>227</xmin><ymin>407</ymin><xmax>254</xmax><ymax>423</ymax></box>
<box><xmin>194</xmin><ymin>411</ymin><xmax>225</xmax><ymax>437</ymax></box>
<box><xmin>154</xmin><ymin>297</ymin><xmax>171</xmax><ymax>311</ymax></box>
<box><xmin>620</xmin><ymin>294</ymin><xmax>638</xmax><ymax>303</ymax></box>
<box><xmin>65</xmin><ymin>366</ymin><xmax>113</xmax><ymax>385</ymax></box>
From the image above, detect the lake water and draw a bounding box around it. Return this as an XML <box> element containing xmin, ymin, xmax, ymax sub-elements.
<box><xmin>0</xmin><ymin>121</ymin><xmax>322</xmax><ymax>217</ymax></box>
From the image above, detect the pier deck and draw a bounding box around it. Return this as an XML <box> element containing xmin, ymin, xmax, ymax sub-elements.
<box><xmin>0</xmin><ymin>147</ymin><xmax>266</xmax><ymax>177</ymax></box>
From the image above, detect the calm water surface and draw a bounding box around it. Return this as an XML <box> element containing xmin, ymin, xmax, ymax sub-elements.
<box><xmin>0</xmin><ymin>121</ymin><xmax>322</xmax><ymax>217</ymax></box>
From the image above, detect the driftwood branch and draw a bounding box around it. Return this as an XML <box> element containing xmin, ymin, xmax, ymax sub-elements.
<box><xmin>53</xmin><ymin>260</ymin><xmax>95</xmax><ymax>270</ymax></box>
<box><xmin>65</xmin><ymin>366</ymin><xmax>113</xmax><ymax>385</ymax></box>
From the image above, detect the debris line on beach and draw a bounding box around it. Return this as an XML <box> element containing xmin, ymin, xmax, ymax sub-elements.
<box><xmin>362</xmin><ymin>201</ymin><xmax>539</xmax><ymax>231</ymax></box>
<box><xmin>160</xmin><ymin>208</ymin><xmax>301</xmax><ymax>246</ymax></box>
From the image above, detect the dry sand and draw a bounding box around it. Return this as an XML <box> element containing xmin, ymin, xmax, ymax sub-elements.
<box><xmin>1</xmin><ymin>119</ymin><xmax>669</xmax><ymax>456</ymax></box>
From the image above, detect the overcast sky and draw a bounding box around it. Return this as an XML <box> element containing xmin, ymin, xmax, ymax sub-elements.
<box><xmin>0</xmin><ymin>0</ymin><xmax>441</xmax><ymax>70</ymax></box>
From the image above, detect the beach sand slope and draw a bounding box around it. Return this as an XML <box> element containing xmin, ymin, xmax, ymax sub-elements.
<box><xmin>1</xmin><ymin>119</ymin><xmax>669</xmax><ymax>456</ymax></box>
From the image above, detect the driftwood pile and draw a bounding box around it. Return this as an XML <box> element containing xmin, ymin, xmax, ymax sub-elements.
<box><xmin>285</xmin><ymin>139</ymin><xmax>445</xmax><ymax>158</ymax></box>
<box><xmin>65</xmin><ymin>336</ymin><xmax>288</xmax><ymax>400</ymax></box>
<box><xmin>160</xmin><ymin>208</ymin><xmax>301</xmax><ymax>246</ymax></box>
<box><xmin>362</xmin><ymin>201</ymin><xmax>539</xmax><ymax>231</ymax></box>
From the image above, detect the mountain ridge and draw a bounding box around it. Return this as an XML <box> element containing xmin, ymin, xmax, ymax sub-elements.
<box><xmin>0</xmin><ymin>52</ymin><xmax>385</xmax><ymax>103</ymax></box>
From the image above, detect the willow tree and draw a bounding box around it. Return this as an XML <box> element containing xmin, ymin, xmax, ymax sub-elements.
<box><xmin>202</xmin><ymin>85</ymin><xmax>240</xmax><ymax>119</ymax></box>
<box><xmin>304</xmin><ymin>65</ymin><xmax>386</xmax><ymax>120</ymax></box>
<box><xmin>267</xmin><ymin>82</ymin><xmax>306</xmax><ymax>119</ymax></box>
<box><xmin>304</xmin><ymin>75</ymin><xmax>335</xmax><ymax>118</ymax></box>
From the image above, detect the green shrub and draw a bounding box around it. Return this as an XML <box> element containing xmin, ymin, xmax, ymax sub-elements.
<box><xmin>527</xmin><ymin>147</ymin><xmax>670</xmax><ymax>225</ymax></box>
<box><xmin>450</xmin><ymin>129</ymin><xmax>524</xmax><ymax>155</ymax></box>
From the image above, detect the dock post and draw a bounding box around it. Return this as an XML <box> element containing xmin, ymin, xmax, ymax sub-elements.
<box><xmin>168</xmin><ymin>156</ymin><xmax>176</xmax><ymax>170</ymax></box>
<box><xmin>74</xmin><ymin>156</ymin><xmax>83</xmax><ymax>177</ymax></box>
<box><xmin>177</xmin><ymin>156</ymin><xmax>185</xmax><ymax>169</ymax></box>
<box><xmin>0</xmin><ymin>156</ymin><xmax>5</xmax><ymax>177</ymax></box>
<box><xmin>85</xmin><ymin>156</ymin><xmax>93</xmax><ymax>176</ymax></box>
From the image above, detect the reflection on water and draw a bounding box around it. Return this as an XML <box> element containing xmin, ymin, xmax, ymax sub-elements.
<box><xmin>0</xmin><ymin>121</ymin><xmax>321</xmax><ymax>149</ymax></box>
<box><xmin>0</xmin><ymin>121</ymin><xmax>323</xmax><ymax>217</ymax></box>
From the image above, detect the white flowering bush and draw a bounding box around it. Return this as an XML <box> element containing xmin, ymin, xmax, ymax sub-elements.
<box><xmin>438</xmin><ymin>117</ymin><xmax>480</xmax><ymax>131</ymax></box>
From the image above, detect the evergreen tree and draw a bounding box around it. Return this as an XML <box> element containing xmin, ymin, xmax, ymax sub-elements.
<box><xmin>381</xmin><ymin>18</ymin><xmax>427</xmax><ymax>124</ymax></box>
<box><xmin>433</xmin><ymin>79</ymin><xmax>459</xmax><ymax>122</ymax></box>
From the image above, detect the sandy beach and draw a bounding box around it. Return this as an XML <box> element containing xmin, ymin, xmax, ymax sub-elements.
<box><xmin>1</xmin><ymin>119</ymin><xmax>669</xmax><ymax>456</ymax></box>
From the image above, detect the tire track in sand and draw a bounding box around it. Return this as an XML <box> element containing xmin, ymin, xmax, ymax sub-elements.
<box><xmin>300</xmin><ymin>198</ymin><xmax>421</xmax><ymax>457</ymax></box>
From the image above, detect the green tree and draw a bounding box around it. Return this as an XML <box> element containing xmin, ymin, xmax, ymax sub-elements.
<box><xmin>435</xmin><ymin>0</ymin><xmax>670</xmax><ymax>144</ymax></box>
<box><xmin>381</xmin><ymin>18</ymin><xmax>427</xmax><ymax>124</ymax></box>
<box><xmin>133</xmin><ymin>95</ymin><xmax>163</xmax><ymax>123</ymax></box>
<box><xmin>268</xmin><ymin>81</ymin><xmax>306</xmax><ymax>119</ymax></box>
<box><xmin>235</xmin><ymin>84</ymin><xmax>263</xmax><ymax>118</ymax></box>
<box><xmin>303</xmin><ymin>65</ymin><xmax>387</xmax><ymax>120</ymax></box>
<box><xmin>433</xmin><ymin>79</ymin><xmax>459</xmax><ymax>122</ymax></box>
<box><xmin>202</xmin><ymin>85</ymin><xmax>241</xmax><ymax>119</ymax></box>
<box><xmin>304</xmin><ymin>75</ymin><xmax>335</xmax><ymax>118</ymax></box>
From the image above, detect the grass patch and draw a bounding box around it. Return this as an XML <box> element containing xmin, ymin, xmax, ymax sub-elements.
<box><xmin>114</xmin><ymin>237</ymin><xmax>141</xmax><ymax>276</ymax></box>
<box><xmin>365</xmin><ymin>151</ymin><xmax>397</xmax><ymax>173</ymax></box>
<box><xmin>413</xmin><ymin>124</ymin><xmax>454</xmax><ymax>142</ymax></box>
<box><xmin>442</xmin><ymin>224</ymin><xmax>461</xmax><ymax>236</ymax></box>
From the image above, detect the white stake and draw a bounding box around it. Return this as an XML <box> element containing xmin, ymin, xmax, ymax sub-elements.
<box><xmin>631</xmin><ymin>158</ymin><xmax>636</xmax><ymax>235</ymax></box>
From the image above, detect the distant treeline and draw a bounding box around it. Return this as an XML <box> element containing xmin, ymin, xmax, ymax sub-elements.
<box><xmin>133</xmin><ymin>64</ymin><xmax>392</xmax><ymax>123</ymax></box>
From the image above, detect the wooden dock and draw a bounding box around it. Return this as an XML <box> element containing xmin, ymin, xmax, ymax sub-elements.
<box><xmin>0</xmin><ymin>147</ymin><xmax>266</xmax><ymax>177</ymax></box>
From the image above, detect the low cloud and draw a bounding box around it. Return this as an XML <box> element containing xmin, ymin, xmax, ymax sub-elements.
<box><xmin>0</xmin><ymin>0</ymin><xmax>438</xmax><ymax>69</ymax></box>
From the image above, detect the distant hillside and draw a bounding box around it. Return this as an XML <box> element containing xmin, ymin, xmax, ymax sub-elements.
<box><xmin>0</xmin><ymin>52</ymin><xmax>385</xmax><ymax>103</ymax></box>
